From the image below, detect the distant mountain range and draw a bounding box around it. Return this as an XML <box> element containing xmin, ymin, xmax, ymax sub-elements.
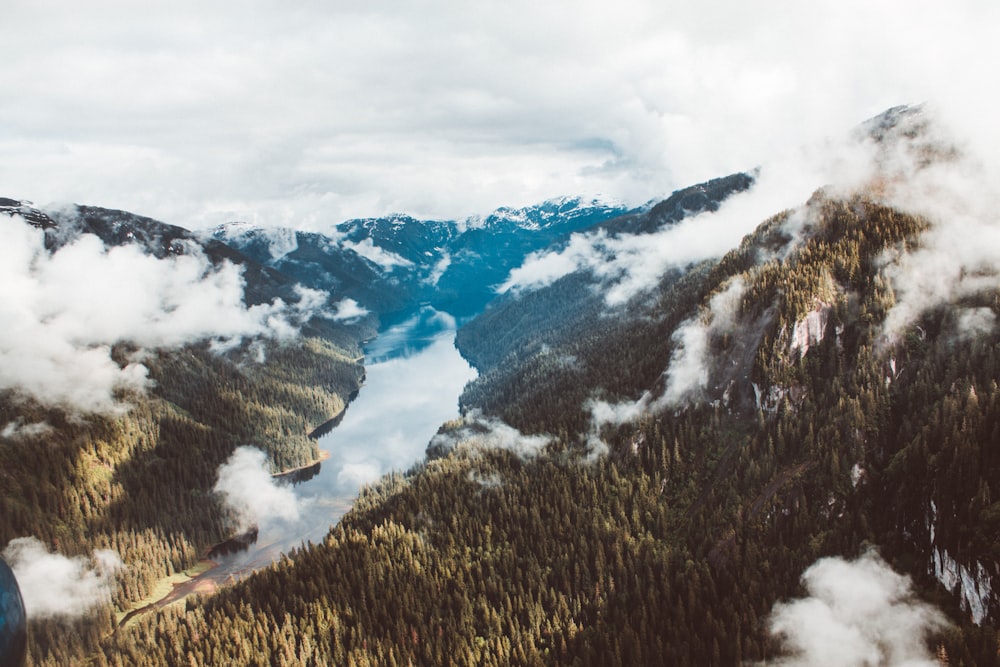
<box><xmin>212</xmin><ymin>182</ymin><xmax>753</xmax><ymax>322</ymax></box>
<box><xmin>211</xmin><ymin>196</ymin><xmax>643</xmax><ymax>321</ymax></box>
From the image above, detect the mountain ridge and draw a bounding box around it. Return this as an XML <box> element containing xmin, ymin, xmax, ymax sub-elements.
<box><xmin>6</xmin><ymin>104</ymin><xmax>1000</xmax><ymax>665</ymax></box>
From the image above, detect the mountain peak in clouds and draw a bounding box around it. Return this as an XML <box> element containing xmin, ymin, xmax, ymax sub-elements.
<box><xmin>857</xmin><ymin>103</ymin><xmax>925</xmax><ymax>143</ymax></box>
<box><xmin>0</xmin><ymin>198</ymin><xmax>57</xmax><ymax>230</ymax></box>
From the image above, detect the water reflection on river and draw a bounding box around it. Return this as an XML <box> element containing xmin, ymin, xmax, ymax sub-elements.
<box><xmin>210</xmin><ymin>307</ymin><xmax>477</xmax><ymax>579</ymax></box>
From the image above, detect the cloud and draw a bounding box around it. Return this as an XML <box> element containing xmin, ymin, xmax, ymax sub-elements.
<box><xmin>424</xmin><ymin>253</ymin><xmax>452</xmax><ymax>286</ymax></box>
<box><xmin>2</xmin><ymin>537</ymin><xmax>122</xmax><ymax>619</ymax></box>
<box><xmin>467</xmin><ymin>469</ymin><xmax>503</xmax><ymax>489</ymax></box>
<box><xmin>870</xmin><ymin>115</ymin><xmax>1000</xmax><ymax>340</ymax></box>
<box><xmin>336</xmin><ymin>462</ymin><xmax>383</xmax><ymax>489</ymax></box>
<box><xmin>0</xmin><ymin>215</ymin><xmax>326</xmax><ymax>413</ymax></box>
<box><xmin>213</xmin><ymin>446</ymin><xmax>303</xmax><ymax>531</ymax></box>
<box><xmin>498</xmin><ymin>141</ymin><xmax>868</xmax><ymax>305</ymax></box>
<box><xmin>329</xmin><ymin>298</ymin><xmax>369</xmax><ymax>323</ymax></box>
<box><xmin>955</xmin><ymin>307</ymin><xmax>997</xmax><ymax>339</ymax></box>
<box><xmin>663</xmin><ymin>277</ymin><xmax>745</xmax><ymax>402</ymax></box>
<box><xmin>262</xmin><ymin>227</ymin><xmax>298</xmax><ymax>261</ymax></box>
<box><xmin>0</xmin><ymin>1</ymin><xmax>997</xmax><ymax>229</ymax></box>
<box><xmin>766</xmin><ymin>550</ymin><xmax>948</xmax><ymax>667</ymax></box>
<box><xmin>427</xmin><ymin>411</ymin><xmax>552</xmax><ymax>459</ymax></box>
<box><xmin>0</xmin><ymin>420</ymin><xmax>54</xmax><ymax>440</ymax></box>
<box><xmin>340</xmin><ymin>237</ymin><xmax>413</xmax><ymax>272</ymax></box>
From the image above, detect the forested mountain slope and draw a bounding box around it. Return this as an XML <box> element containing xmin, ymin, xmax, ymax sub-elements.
<box><xmin>0</xmin><ymin>202</ymin><xmax>367</xmax><ymax>666</ymax></box>
<box><xmin>94</xmin><ymin>123</ymin><xmax>1000</xmax><ymax>663</ymax></box>
<box><xmin>457</xmin><ymin>172</ymin><xmax>753</xmax><ymax>434</ymax></box>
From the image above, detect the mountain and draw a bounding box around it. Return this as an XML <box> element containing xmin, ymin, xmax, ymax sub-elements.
<box><xmin>9</xmin><ymin>106</ymin><xmax>1000</xmax><ymax>665</ymax></box>
<box><xmin>456</xmin><ymin>172</ymin><xmax>754</xmax><ymax>381</ymax></box>
<box><xmin>85</xmin><ymin>109</ymin><xmax>1000</xmax><ymax>665</ymax></box>
<box><xmin>0</xmin><ymin>199</ymin><xmax>369</xmax><ymax>665</ymax></box>
<box><xmin>2</xmin><ymin>199</ymin><xmax>313</xmax><ymax>318</ymax></box>
<box><xmin>210</xmin><ymin>221</ymin><xmax>407</xmax><ymax>319</ymax></box>
<box><xmin>212</xmin><ymin>196</ymin><xmax>640</xmax><ymax>322</ymax></box>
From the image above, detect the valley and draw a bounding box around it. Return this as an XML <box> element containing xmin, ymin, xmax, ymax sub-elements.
<box><xmin>3</xmin><ymin>107</ymin><xmax>1000</xmax><ymax>666</ymax></box>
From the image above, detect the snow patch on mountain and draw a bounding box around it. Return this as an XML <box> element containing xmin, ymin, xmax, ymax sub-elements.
<box><xmin>933</xmin><ymin>547</ymin><xmax>993</xmax><ymax>625</ymax></box>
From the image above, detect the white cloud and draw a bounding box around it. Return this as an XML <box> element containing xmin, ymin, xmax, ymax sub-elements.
<box><xmin>0</xmin><ymin>1</ymin><xmax>997</xmax><ymax>229</ymax></box>
<box><xmin>498</xmin><ymin>141</ymin><xmax>867</xmax><ymax>305</ymax></box>
<box><xmin>661</xmin><ymin>276</ymin><xmax>745</xmax><ymax>404</ymax></box>
<box><xmin>2</xmin><ymin>537</ymin><xmax>122</xmax><ymax>619</ymax></box>
<box><xmin>955</xmin><ymin>307</ymin><xmax>997</xmax><ymax>339</ymax></box>
<box><xmin>0</xmin><ymin>420</ymin><xmax>54</xmax><ymax>440</ymax></box>
<box><xmin>766</xmin><ymin>550</ymin><xmax>948</xmax><ymax>667</ymax></box>
<box><xmin>213</xmin><ymin>446</ymin><xmax>302</xmax><ymax>531</ymax></box>
<box><xmin>264</xmin><ymin>227</ymin><xmax>298</xmax><ymax>261</ymax></box>
<box><xmin>659</xmin><ymin>317</ymin><xmax>711</xmax><ymax>406</ymax></box>
<box><xmin>0</xmin><ymin>215</ymin><xmax>326</xmax><ymax>413</ymax></box>
<box><xmin>336</xmin><ymin>462</ymin><xmax>383</xmax><ymax>489</ymax></box>
<box><xmin>427</xmin><ymin>411</ymin><xmax>552</xmax><ymax>459</ymax></box>
<box><xmin>424</xmin><ymin>253</ymin><xmax>452</xmax><ymax>286</ymax></box>
<box><xmin>341</xmin><ymin>237</ymin><xmax>413</xmax><ymax>271</ymax></box>
<box><xmin>329</xmin><ymin>298</ymin><xmax>369</xmax><ymax>323</ymax></box>
<box><xmin>872</xmin><ymin>121</ymin><xmax>1000</xmax><ymax>340</ymax></box>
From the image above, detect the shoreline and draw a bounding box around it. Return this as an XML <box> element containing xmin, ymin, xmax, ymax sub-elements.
<box><xmin>273</xmin><ymin>448</ymin><xmax>331</xmax><ymax>479</ymax></box>
<box><xmin>115</xmin><ymin>450</ymin><xmax>334</xmax><ymax>630</ymax></box>
<box><xmin>115</xmin><ymin>560</ymin><xmax>218</xmax><ymax>632</ymax></box>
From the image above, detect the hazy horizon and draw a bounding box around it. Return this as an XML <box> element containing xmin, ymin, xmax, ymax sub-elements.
<box><xmin>3</xmin><ymin>1</ymin><xmax>998</xmax><ymax>231</ymax></box>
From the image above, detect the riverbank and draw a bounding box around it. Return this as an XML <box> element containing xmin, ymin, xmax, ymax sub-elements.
<box><xmin>274</xmin><ymin>448</ymin><xmax>331</xmax><ymax>479</ymax></box>
<box><xmin>115</xmin><ymin>560</ymin><xmax>216</xmax><ymax>632</ymax></box>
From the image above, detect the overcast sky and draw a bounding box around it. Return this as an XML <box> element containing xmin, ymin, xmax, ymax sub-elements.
<box><xmin>2</xmin><ymin>0</ymin><xmax>997</xmax><ymax>230</ymax></box>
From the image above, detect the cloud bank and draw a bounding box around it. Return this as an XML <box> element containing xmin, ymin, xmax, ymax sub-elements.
<box><xmin>872</xmin><ymin>119</ymin><xmax>1000</xmax><ymax>340</ymax></box>
<box><xmin>0</xmin><ymin>215</ymin><xmax>325</xmax><ymax>413</ymax></box>
<box><xmin>1</xmin><ymin>1</ymin><xmax>997</xmax><ymax>229</ymax></box>
<box><xmin>498</xmin><ymin>136</ymin><xmax>872</xmax><ymax>305</ymax></box>
<box><xmin>766</xmin><ymin>550</ymin><xmax>948</xmax><ymax>667</ymax></box>
<box><xmin>213</xmin><ymin>446</ymin><xmax>303</xmax><ymax>531</ymax></box>
<box><xmin>2</xmin><ymin>537</ymin><xmax>122</xmax><ymax>619</ymax></box>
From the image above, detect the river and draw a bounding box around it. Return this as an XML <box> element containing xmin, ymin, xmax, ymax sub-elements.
<box><xmin>202</xmin><ymin>307</ymin><xmax>478</xmax><ymax>583</ymax></box>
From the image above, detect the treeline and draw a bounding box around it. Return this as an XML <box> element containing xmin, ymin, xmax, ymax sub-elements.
<box><xmin>92</xmin><ymin>193</ymin><xmax>1000</xmax><ymax>664</ymax></box>
<box><xmin>0</xmin><ymin>335</ymin><xmax>364</xmax><ymax>667</ymax></box>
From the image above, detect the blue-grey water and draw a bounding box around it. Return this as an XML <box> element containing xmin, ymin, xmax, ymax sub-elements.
<box><xmin>209</xmin><ymin>307</ymin><xmax>477</xmax><ymax>577</ymax></box>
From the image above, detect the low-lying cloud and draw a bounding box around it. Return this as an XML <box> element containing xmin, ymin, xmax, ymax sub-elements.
<box><xmin>341</xmin><ymin>237</ymin><xmax>413</xmax><ymax>272</ymax></box>
<box><xmin>2</xmin><ymin>537</ymin><xmax>122</xmax><ymax>619</ymax></box>
<box><xmin>873</xmin><ymin>117</ymin><xmax>1000</xmax><ymax>340</ymax></box>
<box><xmin>0</xmin><ymin>215</ymin><xmax>327</xmax><ymax>413</ymax></box>
<box><xmin>213</xmin><ymin>446</ymin><xmax>303</xmax><ymax>532</ymax></box>
<box><xmin>498</xmin><ymin>138</ymin><xmax>871</xmax><ymax>306</ymax></box>
<box><xmin>955</xmin><ymin>307</ymin><xmax>997</xmax><ymax>340</ymax></box>
<box><xmin>329</xmin><ymin>297</ymin><xmax>369</xmax><ymax>323</ymax></box>
<box><xmin>428</xmin><ymin>411</ymin><xmax>552</xmax><ymax>459</ymax></box>
<box><xmin>765</xmin><ymin>550</ymin><xmax>948</xmax><ymax>667</ymax></box>
<box><xmin>0</xmin><ymin>420</ymin><xmax>54</xmax><ymax>440</ymax></box>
